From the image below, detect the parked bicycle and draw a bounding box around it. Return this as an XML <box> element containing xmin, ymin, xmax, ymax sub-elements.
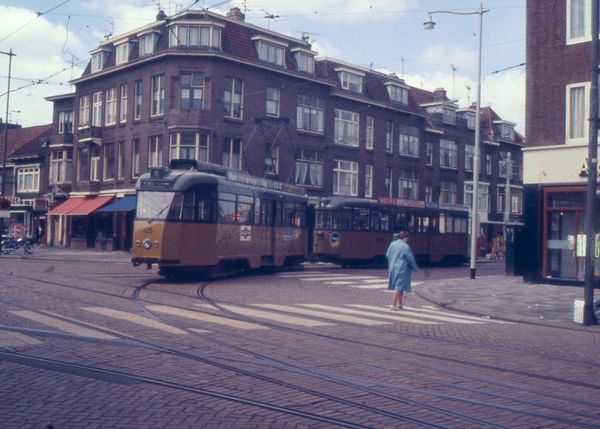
<box><xmin>1</xmin><ymin>237</ymin><xmax>34</xmax><ymax>254</ymax></box>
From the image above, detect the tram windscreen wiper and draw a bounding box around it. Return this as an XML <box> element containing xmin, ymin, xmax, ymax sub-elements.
<box><xmin>148</xmin><ymin>202</ymin><xmax>171</xmax><ymax>224</ymax></box>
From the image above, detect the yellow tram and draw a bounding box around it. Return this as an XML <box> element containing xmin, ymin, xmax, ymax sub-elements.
<box><xmin>311</xmin><ymin>196</ymin><xmax>470</xmax><ymax>267</ymax></box>
<box><xmin>132</xmin><ymin>161</ymin><xmax>308</xmax><ymax>277</ymax></box>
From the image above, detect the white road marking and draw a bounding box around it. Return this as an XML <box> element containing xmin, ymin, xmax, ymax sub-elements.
<box><xmin>327</xmin><ymin>281</ymin><xmax>358</xmax><ymax>285</ymax></box>
<box><xmin>82</xmin><ymin>307</ymin><xmax>188</xmax><ymax>335</ymax></box>
<box><xmin>148</xmin><ymin>305</ymin><xmax>267</xmax><ymax>330</ymax></box>
<box><xmin>0</xmin><ymin>330</ymin><xmax>43</xmax><ymax>349</ymax></box>
<box><xmin>300</xmin><ymin>276</ymin><xmax>380</xmax><ymax>281</ymax></box>
<box><xmin>218</xmin><ymin>304</ymin><xmax>334</xmax><ymax>327</ymax></box>
<box><xmin>402</xmin><ymin>306</ymin><xmax>508</xmax><ymax>323</ymax></box>
<box><xmin>10</xmin><ymin>310</ymin><xmax>118</xmax><ymax>339</ymax></box>
<box><xmin>350</xmin><ymin>305</ymin><xmax>485</xmax><ymax>324</ymax></box>
<box><xmin>300</xmin><ymin>304</ymin><xmax>438</xmax><ymax>324</ymax></box>
<box><xmin>252</xmin><ymin>304</ymin><xmax>389</xmax><ymax>325</ymax></box>
<box><xmin>351</xmin><ymin>284</ymin><xmax>388</xmax><ymax>289</ymax></box>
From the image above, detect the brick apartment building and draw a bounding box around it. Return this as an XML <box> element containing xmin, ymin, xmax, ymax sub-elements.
<box><xmin>42</xmin><ymin>7</ymin><xmax>524</xmax><ymax>253</ymax></box>
<box><xmin>523</xmin><ymin>0</ymin><xmax>599</xmax><ymax>283</ymax></box>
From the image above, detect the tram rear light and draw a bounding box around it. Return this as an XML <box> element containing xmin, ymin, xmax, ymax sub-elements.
<box><xmin>234</xmin><ymin>213</ymin><xmax>240</xmax><ymax>221</ymax></box>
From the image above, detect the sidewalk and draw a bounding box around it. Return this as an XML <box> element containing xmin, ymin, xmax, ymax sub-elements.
<box><xmin>6</xmin><ymin>246</ymin><xmax>599</xmax><ymax>331</ymax></box>
<box><xmin>416</xmin><ymin>275</ymin><xmax>600</xmax><ymax>331</ymax></box>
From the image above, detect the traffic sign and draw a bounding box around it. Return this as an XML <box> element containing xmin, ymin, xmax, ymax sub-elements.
<box><xmin>0</xmin><ymin>199</ymin><xmax>10</xmax><ymax>210</ymax></box>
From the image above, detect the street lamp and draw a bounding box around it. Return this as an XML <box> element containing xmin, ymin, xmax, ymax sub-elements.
<box><xmin>1</xmin><ymin>49</ymin><xmax>15</xmax><ymax>198</ymax></box>
<box><xmin>425</xmin><ymin>4</ymin><xmax>489</xmax><ymax>279</ymax></box>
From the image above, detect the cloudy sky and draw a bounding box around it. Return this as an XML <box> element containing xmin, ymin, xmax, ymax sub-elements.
<box><xmin>0</xmin><ymin>0</ymin><xmax>526</xmax><ymax>133</ymax></box>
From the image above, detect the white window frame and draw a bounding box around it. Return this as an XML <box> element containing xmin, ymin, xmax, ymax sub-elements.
<box><xmin>139</xmin><ymin>33</ymin><xmax>157</xmax><ymax>56</ymax></box>
<box><xmin>180</xmin><ymin>73</ymin><xmax>204</xmax><ymax>110</ymax></box>
<box><xmin>386</xmin><ymin>84</ymin><xmax>408</xmax><ymax>104</ymax></box>
<box><xmin>117</xmin><ymin>141</ymin><xmax>125</xmax><ymax>180</ymax></box>
<box><xmin>105</xmin><ymin>88</ymin><xmax>117</xmax><ymax>126</ymax></box>
<box><xmin>265</xmin><ymin>145</ymin><xmax>279</xmax><ymax>175</ymax></box>
<box><xmin>50</xmin><ymin>150</ymin><xmax>72</xmax><ymax>185</ymax></box>
<box><xmin>385</xmin><ymin>167</ymin><xmax>393</xmax><ymax>198</ymax></box>
<box><xmin>338</xmin><ymin>70</ymin><xmax>363</xmax><ymax>93</ymax></box>
<box><xmin>385</xmin><ymin>120</ymin><xmax>393</xmax><ymax>153</ymax></box>
<box><xmin>295</xmin><ymin>149</ymin><xmax>323</xmax><ymax>187</ymax></box>
<box><xmin>465</xmin><ymin>145</ymin><xmax>475</xmax><ymax>172</ymax></box>
<box><xmin>254</xmin><ymin>38</ymin><xmax>286</xmax><ymax>67</ymax></box>
<box><xmin>365</xmin><ymin>164</ymin><xmax>373</xmax><ymax>198</ymax></box>
<box><xmin>151</xmin><ymin>75</ymin><xmax>165</xmax><ymax>117</ymax></box>
<box><xmin>224</xmin><ymin>77</ymin><xmax>243</xmax><ymax>119</ymax></box>
<box><xmin>169</xmin><ymin>132</ymin><xmax>209</xmax><ymax>162</ymax></box>
<box><xmin>399</xmin><ymin>126</ymin><xmax>419</xmax><ymax>157</ymax></box>
<box><xmin>440</xmin><ymin>139</ymin><xmax>458</xmax><ymax>169</ymax></box>
<box><xmin>398</xmin><ymin>170</ymin><xmax>419</xmax><ymax>200</ymax></box>
<box><xmin>79</xmin><ymin>95</ymin><xmax>90</xmax><ymax>128</ymax></box>
<box><xmin>223</xmin><ymin>138</ymin><xmax>242</xmax><ymax>170</ymax></box>
<box><xmin>566</xmin><ymin>82</ymin><xmax>589</xmax><ymax>144</ymax></box>
<box><xmin>441</xmin><ymin>181</ymin><xmax>458</xmax><ymax>205</ymax></box>
<box><xmin>134</xmin><ymin>80</ymin><xmax>142</xmax><ymax>120</ymax></box>
<box><xmin>497</xmin><ymin>185</ymin><xmax>523</xmax><ymax>215</ymax></box>
<box><xmin>293</xmin><ymin>50</ymin><xmax>314</xmax><ymax>74</ymax></box>
<box><xmin>442</xmin><ymin>107</ymin><xmax>456</xmax><ymax>124</ymax></box>
<box><xmin>132</xmin><ymin>139</ymin><xmax>140</xmax><ymax>179</ymax></box>
<box><xmin>149</xmin><ymin>135</ymin><xmax>164</xmax><ymax>167</ymax></box>
<box><xmin>366</xmin><ymin>116</ymin><xmax>374</xmax><ymax>150</ymax></box>
<box><xmin>333</xmin><ymin>160</ymin><xmax>358</xmax><ymax>196</ymax></box>
<box><xmin>58</xmin><ymin>111</ymin><xmax>73</xmax><ymax>134</ymax></box>
<box><xmin>18</xmin><ymin>166</ymin><xmax>40</xmax><ymax>193</ymax></box>
<box><xmin>115</xmin><ymin>43</ymin><xmax>129</xmax><ymax>65</ymax></box>
<box><xmin>567</xmin><ymin>0</ymin><xmax>591</xmax><ymax>45</ymax></box>
<box><xmin>464</xmin><ymin>182</ymin><xmax>490</xmax><ymax>212</ymax></box>
<box><xmin>266</xmin><ymin>87</ymin><xmax>280</xmax><ymax>116</ymax></box>
<box><xmin>92</xmin><ymin>91</ymin><xmax>102</xmax><ymax>127</ymax></box>
<box><xmin>296</xmin><ymin>94</ymin><xmax>325</xmax><ymax>133</ymax></box>
<box><xmin>426</xmin><ymin>142</ymin><xmax>434</xmax><ymax>166</ymax></box>
<box><xmin>169</xmin><ymin>25</ymin><xmax>221</xmax><ymax>48</ymax></box>
<box><xmin>334</xmin><ymin>109</ymin><xmax>360</xmax><ymax>147</ymax></box>
<box><xmin>91</xmin><ymin>51</ymin><xmax>107</xmax><ymax>73</ymax></box>
<box><xmin>90</xmin><ymin>145</ymin><xmax>101</xmax><ymax>181</ymax></box>
<box><xmin>120</xmin><ymin>85</ymin><xmax>127</xmax><ymax>123</ymax></box>
<box><xmin>103</xmin><ymin>143</ymin><xmax>115</xmax><ymax>181</ymax></box>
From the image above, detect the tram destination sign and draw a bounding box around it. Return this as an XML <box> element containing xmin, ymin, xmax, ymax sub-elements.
<box><xmin>377</xmin><ymin>197</ymin><xmax>469</xmax><ymax>212</ymax></box>
<box><xmin>226</xmin><ymin>171</ymin><xmax>306</xmax><ymax>195</ymax></box>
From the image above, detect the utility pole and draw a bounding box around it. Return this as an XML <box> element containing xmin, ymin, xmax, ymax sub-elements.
<box><xmin>0</xmin><ymin>49</ymin><xmax>15</xmax><ymax>245</ymax></box>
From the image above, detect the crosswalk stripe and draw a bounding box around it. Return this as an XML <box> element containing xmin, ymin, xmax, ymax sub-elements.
<box><xmin>0</xmin><ymin>330</ymin><xmax>44</xmax><ymax>349</ymax></box>
<box><xmin>327</xmin><ymin>281</ymin><xmax>358</xmax><ymax>284</ymax></box>
<box><xmin>82</xmin><ymin>308</ymin><xmax>188</xmax><ymax>335</ymax></box>
<box><xmin>147</xmin><ymin>305</ymin><xmax>267</xmax><ymax>330</ymax></box>
<box><xmin>409</xmin><ymin>306</ymin><xmax>508</xmax><ymax>323</ymax></box>
<box><xmin>10</xmin><ymin>310</ymin><xmax>118</xmax><ymax>339</ymax></box>
<box><xmin>362</xmin><ymin>279</ymin><xmax>389</xmax><ymax>283</ymax></box>
<box><xmin>277</xmin><ymin>271</ymin><xmax>332</xmax><ymax>277</ymax></box>
<box><xmin>350</xmin><ymin>305</ymin><xmax>485</xmax><ymax>324</ymax></box>
<box><xmin>300</xmin><ymin>276</ymin><xmax>381</xmax><ymax>281</ymax></box>
<box><xmin>300</xmin><ymin>304</ymin><xmax>439</xmax><ymax>324</ymax></box>
<box><xmin>217</xmin><ymin>304</ymin><xmax>334</xmax><ymax>327</ymax></box>
<box><xmin>252</xmin><ymin>304</ymin><xmax>389</xmax><ymax>325</ymax></box>
<box><xmin>351</xmin><ymin>284</ymin><xmax>388</xmax><ymax>289</ymax></box>
<box><xmin>42</xmin><ymin>311</ymin><xmax>131</xmax><ymax>338</ymax></box>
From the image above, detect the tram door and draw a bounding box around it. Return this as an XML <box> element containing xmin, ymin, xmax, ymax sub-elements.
<box><xmin>261</xmin><ymin>199</ymin><xmax>277</xmax><ymax>262</ymax></box>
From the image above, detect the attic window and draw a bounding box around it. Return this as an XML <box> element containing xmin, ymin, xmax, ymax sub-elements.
<box><xmin>294</xmin><ymin>50</ymin><xmax>314</xmax><ymax>74</ymax></box>
<box><xmin>169</xmin><ymin>24</ymin><xmax>222</xmax><ymax>49</ymax></box>
<box><xmin>386</xmin><ymin>84</ymin><xmax>408</xmax><ymax>104</ymax></box>
<box><xmin>115</xmin><ymin>43</ymin><xmax>129</xmax><ymax>65</ymax></box>
<box><xmin>337</xmin><ymin>69</ymin><xmax>363</xmax><ymax>93</ymax></box>
<box><xmin>253</xmin><ymin>37</ymin><xmax>286</xmax><ymax>67</ymax></box>
<box><xmin>91</xmin><ymin>51</ymin><xmax>108</xmax><ymax>72</ymax></box>
<box><xmin>442</xmin><ymin>107</ymin><xmax>456</xmax><ymax>124</ymax></box>
<box><xmin>501</xmin><ymin>123</ymin><xmax>515</xmax><ymax>140</ymax></box>
<box><xmin>139</xmin><ymin>33</ymin><xmax>158</xmax><ymax>56</ymax></box>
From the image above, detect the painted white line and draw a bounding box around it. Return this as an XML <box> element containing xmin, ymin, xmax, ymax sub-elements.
<box><xmin>10</xmin><ymin>310</ymin><xmax>117</xmax><ymax>339</ymax></box>
<box><xmin>82</xmin><ymin>307</ymin><xmax>188</xmax><ymax>335</ymax></box>
<box><xmin>252</xmin><ymin>304</ymin><xmax>389</xmax><ymax>325</ymax></box>
<box><xmin>300</xmin><ymin>304</ymin><xmax>438</xmax><ymax>324</ymax></box>
<box><xmin>362</xmin><ymin>279</ymin><xmax>390</xmax><ymax>283</ymax></box>
<box><xmin>351</xmin><ymin>284</ymin><xmax>388</xmax><ymax>289</ymax></box>
<box><xmin>327</xmin><ymin>281</ymin><xmax>358</xmax><ymax>285</ymax></box>
<box><xmin>276</xmin><ymin>272</ymin><xmax>333</xmax><ymax>277</ymax></box>
<box><xmin>148</xmin><ymin>305</ymin><xmax>267</xmax><ymax>330</ymax></box>
<box><xmin>219</xmin><ymin>304</ymin><xmax>333</xmax><ymax>327</ymax></box>
<box><xmin>0</xmin><ymin>330</ymin><xmax>43</xmax><ymax>349</ymax></box>
<box><xmin>350</xmin><ymin>305</ymin><xmax>485</xmax><ymax>324</ymax></box>
<box><xmin>301</xmin><ymin>276</ymin><xmax>380</xmax><ymax>281</ymax></box>
<box><xmin>43</xmin><ymin>311</ymin><xmax>131</xmax><ymax>338</ymax></box>
<box><xmin>403</xmin><ymin>306</ymin><xmax>508</xmax><ymax>323</ymax></box>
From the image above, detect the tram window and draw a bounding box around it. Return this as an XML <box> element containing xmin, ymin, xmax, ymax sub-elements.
<box><xmin>340</xmin><ymin>208</ymin><xmax>352</xmax><ymax>229</ymax></box>
<box><xmin>370</xmin><ymin>211</ymin><xmax>380</xmax><ymax>230</ymax></box>
<box><xmin>283</xmin><ymin>202</ymin><xmax>295</xmax><ymax>226</ymax></box>
<box><xmin>353</xmin><ymin>208</ymin><xmax>370</xmax><ymax>230</ymax></box>
<box><xmin>197</xmin><ymin>198</ymin><xmax>216</xmax><ymax>222</ymax></box>
<box><xmin>295</xmin><ymin>205</ymin><xmax>306</xmax><ymax>227</ymax></box>
<box><xmin>440</xmin><ymin>213</ymin><xmax>453</xmax><ymax>233</ymax></box>
<box><xmin>422</xmin><ymin>216</ymin><xmax>430</xmax><ymax>233</ymax></box>
<box><xmin>181</xmin><ymin>190</ymin><xmax>195</xmax><ymax>220</ymax></box>
<box><xmin>218</xmin><ymin>192</ymin><xmax>236</xmax><ymax>222</ymax></box>
<box><xmin>393</xmin><ymin>212</ymin><xmax>408</xmax><ymax>232</ymax></box>
<box><xmin>380</xmin><ymin>211</ymin><xmax>390</xmax><ymax>231</ymax></box>
<box><xmin>237</xmin><ymin>195</ymin><xmax>254</xmax><ymax>224</ymax></box>
<box><xmin>254</xmin><ymin>197</ymin><xmax>261</xmax><ymax>225</ymax></box>
<box><xmin>316</xmin><ymin>210</ymin><xmax>331</xmax><ymax>229</ymax></box>
<box><xmin>407</xmin><ymin>215</ymin><xmax>415</xmax><ymax>232</ymax></box>
<box><xmin>167</xmin><ymin>193</ymin><xmax>184</xmax><ymax>220</ymax></box>
<box><xmin>455</xmin><ymin>217</ymin><xmax>467</xmax><ymax>234</ymax></box>
<box><xmin>274</xmin><ymin>201</ymin><xmax>283</xmax><ymax>226</ymax></box>
<box><xmin>431</xmin><ymin>215</ymin><xmax>439</xmax><ymax>233</ymax></box>
<box><xmin>261</xmin><ymin>199</ymin><xmax>274</xmax><ymax>226</ymax></box>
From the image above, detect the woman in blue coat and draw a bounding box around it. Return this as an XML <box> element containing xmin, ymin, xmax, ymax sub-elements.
<box><xmin>386</xmin><ymin>231</ymin><xmax>418</xmax><ymax>310</ymax></box>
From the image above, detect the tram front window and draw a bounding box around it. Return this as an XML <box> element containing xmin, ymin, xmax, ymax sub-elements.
<box><xmin>136</xmin><ymin>191</ymin><xmax>176</xmax><ymax>220</ymax></box>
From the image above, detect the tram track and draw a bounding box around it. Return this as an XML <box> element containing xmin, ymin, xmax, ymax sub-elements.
<box><xmin>2</xmin><ymin>273</ymin><xmax>600</xmax><ymax>428</ymax></box>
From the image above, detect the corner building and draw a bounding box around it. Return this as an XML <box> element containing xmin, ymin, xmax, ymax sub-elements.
<box><xmin>46</xmin><ymin>7</ymin><xmax>523</xmax><ymax>254</ymax></box>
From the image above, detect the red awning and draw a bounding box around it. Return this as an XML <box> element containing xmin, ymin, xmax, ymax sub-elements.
<box><xmin>47</xmin><ymin>198</ymin><xmax>87</xmax><ymax>215</ymax></box>
<box><xmin>67</xmin><ymin>196</ymin><xmax>114</xmax><ymax>215</ymax></box>
<box><xmin>47</xmin><ymin>196</ymin><xmax>114</xmax><ymax>216</ymax></box>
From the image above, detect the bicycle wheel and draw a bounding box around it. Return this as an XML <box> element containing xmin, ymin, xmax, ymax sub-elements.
<box><xmin>1</xmin><ymin>243</ymin><xmax>10</xmax><ymax>254</ymax></box>
<box><xmin>24</xmin><ymin>243</ymin><xmax>34</xmax><ymax>254</ymax></box>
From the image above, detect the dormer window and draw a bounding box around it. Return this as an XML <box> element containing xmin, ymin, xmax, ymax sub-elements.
<box><xmin>386</xmin><ymin>84</ymin><xmax>409</xmax><ymax>104</ymax></box>
<box><xmin>466</xmin><ymin>112</ymin><xmax>476</xmax><ymax>129</ymax></box>
<box><xmin>337</xmin><ymin>69</ymin><xmax>363</xmax><ymax>93</ymax></box>
<box><xmin>115</xmin><ymin>42</ymin><xmax>129</xmax><ymax>65</ymax></box>
<box><xmin>442</xmin><ymin>107</ymin><xmax>456</xmax><ymax>124</ymax></box>
<box><xmin>253</xmin><ymin>37</ymin><xmax>286</xmax><ymax>67</ymax></box>
<box><xmin>292</xmin><ymin>49</ymin><xmax>315</xmax><ymax>74</ymax></box>
<box><xmin>169</xmin><ymin>24</ymin><xmax>222</xmax><ymax>49</ymax></box>
<box><xmin>91</xmin><ymin>51</ymin><xmax>108</xmax><ymax>72</ymax></box>
<box><xmin>501</xmin><ymin>123</ymin><xmax>515</xmax><ymax>140</ymax></box>
<box><xmin>139</xmin><ymin>32</ymin><xmax>158</xmax><ymax>56</ymax></box>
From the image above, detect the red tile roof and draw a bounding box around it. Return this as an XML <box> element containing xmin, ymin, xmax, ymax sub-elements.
<box><xmin>0</xmin><ymin>124</ymin><xmax>52</xmax><ymax>163</ymax></box>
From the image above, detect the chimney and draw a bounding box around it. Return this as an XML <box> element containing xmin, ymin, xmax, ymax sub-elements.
<box><xmin>156</xmin><ymin>9</ymin><xmax>167</xmax><ymax>21</ymax></box>
<box><xmin>433</xmin><ymin>87</ymin><xmax>447</xmax><ymax>102</ymax></box>
<box><xmin>226</xmin><ymin>7</ymin><xmax>245</xmax><ymax>21</ymax></box>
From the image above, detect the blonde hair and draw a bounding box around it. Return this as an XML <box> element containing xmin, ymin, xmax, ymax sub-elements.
<box><xmin>395</xmin><ymin>231</ymin><xmax>409</xmax><ymax>240</ymax></box>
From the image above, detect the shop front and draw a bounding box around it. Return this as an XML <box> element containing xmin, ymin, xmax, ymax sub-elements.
<box><xmin>523</xmin><ymin>144</ymin><xmax>600</xmax><ymax>283</ymax></box>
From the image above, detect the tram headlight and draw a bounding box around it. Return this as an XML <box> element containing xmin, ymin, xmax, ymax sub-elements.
<box><xmin>143</xmin><ymin>239</ymin><xmax>152</xmax><ymax>249</ymax></box>
<box><xmin>135</xmin><ymin>240</ymin><xmax>141</xmax><ymax>247</ymax></box>
<box><xmin>154</xmin><ymin>241</ymin><xmax>160</xmax><ymax>248</ymax></box>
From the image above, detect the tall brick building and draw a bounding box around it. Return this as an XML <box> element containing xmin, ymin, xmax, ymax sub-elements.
<box><xmin>44</xmin><ymin>7</ymin><xmax>523</xmax><ymax>253</ymax></box>
<box><xmin>523</xmin><ymin>0</ymin><xmax>598</xmax><ymax>282</ymax></box>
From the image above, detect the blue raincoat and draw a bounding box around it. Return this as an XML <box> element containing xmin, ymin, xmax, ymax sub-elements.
<box><xmin>386</xmin><ymin>239</ymin><xmax>419</xmax><ymax>292</ymax></box>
